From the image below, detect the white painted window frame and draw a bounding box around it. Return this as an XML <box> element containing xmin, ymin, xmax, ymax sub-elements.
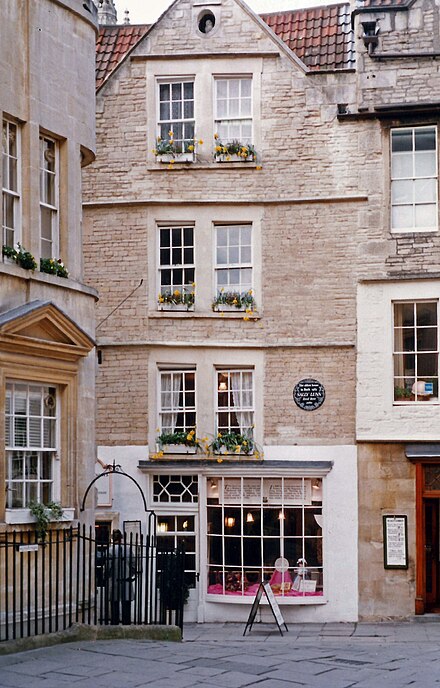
<box><xmin>391</xmin><ymin>125</ymin><xmax>438</xmax><ymax>233</ymax></box>
<box><xmin>158</xmin><ymin>368</ymin><xmax>197</xmax><ymax>435</ymax></box>
<box><xmin>215</xmin><ymin>368</ymin><xmax>255</xmax><ymax>436</ymax></box>
<box><xmin>213</xmin><ymin>76</ymin><xmax>253</xmax><ymax>144</ymax></box>
<box><xmin>156</xmin><ymin>78</ymin><xmax>196</xmax><ymax>157</ymax></box>
<box><xmin>157</xmin><ymin>224</ymin><xmax>195</xmax><ymax>309</ymax></box>
<box><xmin>2</xmin><ymin>118</ymin><xmax>21</xmax><ymax>248</ymax></box>
<box><xmin>39</xmin><ymin>134</ymin><xmax>59</xmax><ymax>258</ymax></box>
<box><xmin>5</xmin><ymin>381</ymin><xmax>61</xmax><ymax>509</ymax></box>
<box><xmin>214</xmin><ymin>223</ymin><xmax>253</xmax><ymax>307</ymax></box>
<box><xmin>392</xmin><ymin>299</ymin><xmax>439</xmax><ymax>404</ymax></box>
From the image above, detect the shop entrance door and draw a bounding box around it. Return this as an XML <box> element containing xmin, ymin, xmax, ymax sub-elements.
<box><xmin>424</xmin><ymin>499</ymin><xmax>440</xmax><ymax>612</ymax></box>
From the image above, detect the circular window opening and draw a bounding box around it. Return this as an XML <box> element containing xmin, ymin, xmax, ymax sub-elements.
<box><xmin>198</xmin><ymin>11</ymin><xmax>216</xmax><ymax>34</ymax></box>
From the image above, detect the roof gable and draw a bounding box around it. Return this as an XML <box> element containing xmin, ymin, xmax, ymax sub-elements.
<box><xmin>95</xmin><ymin>2</ymin><xmax>355</xmax><ymax>88</ymax></box>
<box><xmin>0</xmin><ymin>301</ymin><xmax>95</xmax><ymax>360</ymax></box>
<box><xmin>143</xmin><ymin>0</ymin><xmax>308</xmax><ymax>70</ymax></box>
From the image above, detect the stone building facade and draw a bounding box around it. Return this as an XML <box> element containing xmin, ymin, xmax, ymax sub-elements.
<box><xmin>0</xmin><ymin>0</ymin><xmax>97</xmax><ymax>536</ymax></box>
<box><xmin>84</xmin><ymin>0</ymin><xmax>440</xmax><ymax>621</ymax></box>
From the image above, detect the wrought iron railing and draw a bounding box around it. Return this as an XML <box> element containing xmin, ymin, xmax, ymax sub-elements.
<box><xmin>0</xmin><ymin>525</ymin><xmax>185</xmax><ymax>642</ymax></box>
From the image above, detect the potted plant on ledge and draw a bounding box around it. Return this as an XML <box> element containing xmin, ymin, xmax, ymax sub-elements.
<box><xmin>157</xmin><ymin>429</ymin><xmax>200</xmax><ymax>454</ymax></box>
<box><xmin>394</xmin><ymin>386</ymin><xmax>413</xmax><ymax>402</ymax></box>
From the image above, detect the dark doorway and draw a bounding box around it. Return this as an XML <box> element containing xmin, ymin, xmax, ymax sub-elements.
<box><xmin>425</xmin><ymin>499</ymin><xmax>440</xmax><ymax>611</ymax></box>
<box><xmin>95</xmin><ymin>521</ymin><xmax>112</xmax><ymax>587</ymax></box>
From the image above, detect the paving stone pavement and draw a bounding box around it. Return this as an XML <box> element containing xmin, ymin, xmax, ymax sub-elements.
<box><xmin>1</xmin><ymin>621</ymin><xmax>440</xmax><ymax>687</ymax></box>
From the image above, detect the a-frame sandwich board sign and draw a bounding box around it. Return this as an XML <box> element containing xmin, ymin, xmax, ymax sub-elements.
<box><xmin>243</xmin><ymin>581</ymin><xmax>289</xmax><ymax>637</ymax></box>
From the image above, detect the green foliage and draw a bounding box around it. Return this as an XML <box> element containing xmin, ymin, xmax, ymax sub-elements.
<box><xmin>212</xmin><ymin>290</ymin><xmax>256</xmax><ymax>310</ymax></box>
<box><xmin>157</xmin><ymin>429</ymin><xmax>199</xmax><ymax>448</ymax></box>
<box><xmin>209</xmin><ymin>432</ymin><xmax>254</xmax><ymax>455</ymax></box>
<box><xmin>40</xmin><ymin>257</ymin><xmax>69</xmax><ymax>278</ymax></box>
<box><xmin>29</xmin><ymin>500</ymin><xmax>64</xmax><ymax>541</ymax></box>
<box><xmin>213</xmin><ymin>137</ymin><xmax>257</xmax><ymax>161</ymax></box>
<box><xmin>2</xmin><ymin>244</ymin><xmax>37</xmax><ymax>270</ymax></box>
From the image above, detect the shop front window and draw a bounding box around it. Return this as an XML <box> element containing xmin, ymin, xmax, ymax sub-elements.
<box><xmin>207</xmin><ymin>476</ymin><xmax>323</xmax><ymax>598</ymax></box>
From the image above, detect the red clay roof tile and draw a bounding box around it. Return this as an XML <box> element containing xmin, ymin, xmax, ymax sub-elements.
<box><xmin>261</xmin><ymin>3</ymin><xmax>355</xmax><ymax>70</ymax></box>
<box><xmin>96</xmin><ymin>24</ymin><xmax>150</xmax><ymax>91</ymax></box>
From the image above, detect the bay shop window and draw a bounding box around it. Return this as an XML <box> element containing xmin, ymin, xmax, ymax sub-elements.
<box><xmin>207</xmin><ymin>476</ymin><xmax>323</xmax><ymax>598</ymax></box>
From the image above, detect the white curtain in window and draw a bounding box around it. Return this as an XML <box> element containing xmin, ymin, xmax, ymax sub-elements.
<box><xmin>230</xmin><ymin>372</ymin><xmax>253</xmax><ymax>435</ymax></box>
<box><xmin>161</xmin><ymin>374</ymin><xmax>173</xmax><ymax>432</ymax></box>
<box><xmin>172</xmin><ymin>374</ymin><xmax>181</xmax><ymax>431</ymax></box>
<box><xmin>161</xmin><ymin>373</ymin><xmax>182</xmax><ymax>432</ymax></box>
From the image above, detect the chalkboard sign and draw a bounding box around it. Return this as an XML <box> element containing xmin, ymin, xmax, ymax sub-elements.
<box><xmin>243</xmin><ymin>581</ymin><xmax>288</xmax><ymax>636</ymax></box>
<box><xmin>293</xmin><ymin>379</ymin><xmax>325</xmax><ymax>411</ymax></box>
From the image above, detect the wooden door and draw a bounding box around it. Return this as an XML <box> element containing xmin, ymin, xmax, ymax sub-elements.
<box><xmin>424</xmin><ymin>499</ymin><xmax>440</xmax><ymax>611</ymax></box>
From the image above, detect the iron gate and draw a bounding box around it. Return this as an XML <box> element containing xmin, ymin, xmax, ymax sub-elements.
<box><xmin>0</xmin><ymin>525</ymin><xmax>185</xmax><ymax>642</ymax></box>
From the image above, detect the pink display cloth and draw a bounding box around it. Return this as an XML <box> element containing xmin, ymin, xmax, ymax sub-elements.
<box><xmin>207</xmin><ymin>581</ymin><xmax>323</xmax><ymax>597</ymax></box>
<box><xmin>269</xmin><ymin>570</ymin><xmax>293</xmax><ymax>586</ymax></box>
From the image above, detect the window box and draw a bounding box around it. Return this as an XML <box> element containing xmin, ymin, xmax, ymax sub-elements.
<box><xmin>156</xmin><ymin>422</ymin><xmax>198</xmax><ymax>456</ymax></box>
<box><xmin>215</xmin><ymin>153</ymin><xmax>255</xmax><ymax>163</ymax></box>
<box><xmin>157</xmin><ymin>152</ymin><xmax>195</xmax><ymax>164</ymax></box>
<box><xmin>159</xmin><ymin>444</ymin><xmax>197</xmax><ymax>455</ymax></box>
<box><xmin>5</xmin><ymin>507</ymin><xmax>74</xmax><ymax>525</ymax></box>
<box><xmin>213</xmin><ymin>446</ymin><xmax>254</xmax><ymax>457</ymax></box>
<box><xmin>158</xmin><ymin>303</ymin><xmax>194</xmax><ymax>312</ymax></box>
<box><xmin>213</xmin><ymin>303</ymin><xmax>244</xmax><ymax>312</ymax></box>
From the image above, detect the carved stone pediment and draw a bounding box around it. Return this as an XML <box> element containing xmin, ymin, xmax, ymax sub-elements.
<box><xmin>0</xmin><ymin>300</ymin><xmax>95</xmax><ymax>361</ymax></box>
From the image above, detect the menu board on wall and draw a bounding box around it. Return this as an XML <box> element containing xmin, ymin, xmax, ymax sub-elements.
<box><xmin>223</xmin><ymin>478</ymin><xmax>312</xmax><ymax>505</ymax></box>
<box><xmin>383</xmin><ymin>515</ymin><xmax>408</xmax><ymax>569</ymax></box>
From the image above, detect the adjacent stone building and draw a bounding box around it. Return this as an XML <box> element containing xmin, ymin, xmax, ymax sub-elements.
<box><xmin>84</xmin><ymin>0</ymin><xmax>440</xmax><ymax>622</ymax></box>
<box><xmin>0</xmin><ymin>0</ymin><xmax>97</xmax><ymax>536</ymax></box>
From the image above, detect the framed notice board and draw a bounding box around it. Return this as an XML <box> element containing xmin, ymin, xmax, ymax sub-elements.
<box><xmin>383</xmin><ymin>515</ymin><xmax>408</xmax><ymax>569</ymax></box>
